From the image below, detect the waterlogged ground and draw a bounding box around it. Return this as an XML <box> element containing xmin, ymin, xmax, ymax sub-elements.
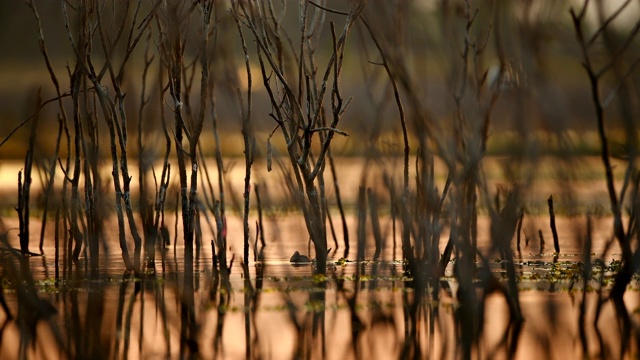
<box><xmin>0</xmin><ymin>155</ymin><xmax>638</xmax><ymax>358</ymax></box>
<box><xmin>0</xmin><ymin>212</ymin><xmax>639</xmax><ymax>359</ymax></box>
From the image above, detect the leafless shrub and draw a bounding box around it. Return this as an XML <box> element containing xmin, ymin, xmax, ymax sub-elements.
<box><xmin>571</xmin><ymin>0</ymin><xmax>640</xmax><ymax>353</ymax></box>
<box><xmin>232</xmin><ymin>0</ymin><xmax>365</xmax><ymax>274</ymax></box>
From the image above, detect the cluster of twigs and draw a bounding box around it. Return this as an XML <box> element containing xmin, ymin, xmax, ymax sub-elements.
<box><xmin>230</xmin><ymin>0</ymin><xmax>365</xmax><ymax>274</ymax></box>
<box><xmin>571</xmin><ymin>0</ymin><xmax>640</xmax><ymax>354</ymax></box>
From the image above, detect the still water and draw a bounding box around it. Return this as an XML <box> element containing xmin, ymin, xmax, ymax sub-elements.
<box><xmin>0</xmin><ymin>212</ymin><xmax>638</xmax><ymax>359</ymax></box>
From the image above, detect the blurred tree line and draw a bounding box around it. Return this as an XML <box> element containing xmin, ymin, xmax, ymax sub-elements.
<box><xmin>0</xmin><ymin>0</ymin><xmax>638</xmax><ymax>158</ymax></box>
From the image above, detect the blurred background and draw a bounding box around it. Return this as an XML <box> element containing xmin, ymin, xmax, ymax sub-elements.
<box><xmin>0</xmin><ymin>0</ymin><xmax>638</xmax><ymax>159</ymax></box>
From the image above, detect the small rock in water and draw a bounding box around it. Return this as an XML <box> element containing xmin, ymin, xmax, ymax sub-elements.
<box><xmin>290</xmin><ymin>251</ymin><xmax>311</xmax><ymax>263</ymax></box>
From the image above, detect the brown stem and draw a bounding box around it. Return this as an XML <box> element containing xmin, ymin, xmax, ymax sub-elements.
<box><xmin>547</xmin><ymin>195</ymin><xmax>560</xmax><ymax>254</ymax></box>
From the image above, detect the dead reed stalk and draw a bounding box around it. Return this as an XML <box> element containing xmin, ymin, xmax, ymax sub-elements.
<box><xmin>548</xmin><ymin>195</ymin><xmax>560</xmax><ymax>253</ymax></box>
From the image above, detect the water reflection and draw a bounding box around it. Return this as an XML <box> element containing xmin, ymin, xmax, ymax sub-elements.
<box><xmin>0</xmin><ymin>214</ymin><xmax>638</xmax><ymax>359</ymax></box>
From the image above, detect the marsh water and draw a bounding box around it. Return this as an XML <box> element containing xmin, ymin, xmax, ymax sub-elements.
<box><xmin>3</xmin><ymin>0</ymin><xmax>640</xmax><ymax>357</ymax></box>
<box><xmin>0</xmin><ymin>157</ymin><xmax>638</xmax><ymax>359</ymax></box>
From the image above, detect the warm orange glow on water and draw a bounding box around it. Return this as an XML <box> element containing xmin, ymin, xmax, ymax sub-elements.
<box><xmin>0</xmin><ymin>155</ymin><xmax>630</xmax><ymax>210</ymax></box>
<box><xmin>0</xmin><ymin>268</ymin><xmax>636</xmax><ymax>359</ymax></box>
<box><xmin>0</xmin><ymin>207</ymin><xmax>636</xmax><ymax>359</ymax></box>
<box><xmin>0</xmin><ymin>155</ymin><xmax>636</xmax><ymax>359</ymax></box>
